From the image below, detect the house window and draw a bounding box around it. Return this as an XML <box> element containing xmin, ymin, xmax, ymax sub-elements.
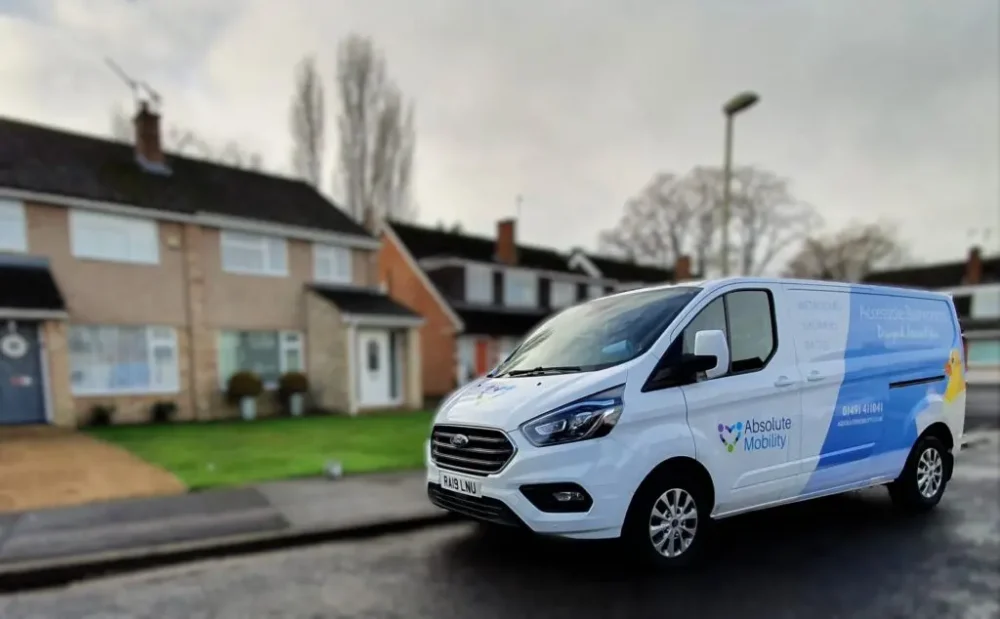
<box><xmin>70</xmin><ymin>210</ymin><xmax>158</xmax><ymax>264</ymax></box>
<box><xmin>587</xmin><ymin>283</ymin><xmax>604</xmax><ymax>300</ymax></box>
<box><xmin>217</xmin><ymin>330</ymin><xmax>304</xmax><ymax>388</ymax></box>
<box><xmin>69</xmin><ymin>325</ymin><xmax>178</xmax><ymax>394</ymax></box>
<box><xmin>465</xmin><ymin>264</ymin><xmax>493</xmax><ymax>304</ymax></box>
<box><xmin>221</xmin><ymin>231</ymin><xmax>287</xmax><ymax>276</ymax></box>
<box><xmin>504</xmin><ymin>269</ymin><xmax>538</xmax><ymax>307</ymax></box>
<box><xmin>550</xmin><ymin>280</ymin><xmax>576</xmax><ymax>308</ymax></box>
<box><xmin>314</xmin><ymin>243</ymin><xmax>352</xmax><ymax>284</ymax></box>
<box><xmin>971</xmin><ymin>287</ymin><xmax>1000</xmax><ymax>319</ymax></box>
<box><xmin>0</xmin><ymin>199</ymin><xmax>27</xmax><ymax>252</ymax></box>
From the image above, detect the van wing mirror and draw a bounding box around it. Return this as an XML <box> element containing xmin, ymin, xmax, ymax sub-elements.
<box><xmin>693</xmin><ymin>329</ymin><xmax>729</xmax><ymax>379</ymax></box>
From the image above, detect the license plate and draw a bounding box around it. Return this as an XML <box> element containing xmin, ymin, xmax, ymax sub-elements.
<box><xmin>440</xmin><ymin>472</ymin><xmax>481</xmax><ymax>497</ymax></box>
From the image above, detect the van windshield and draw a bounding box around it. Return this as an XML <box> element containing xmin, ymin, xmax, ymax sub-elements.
<box><xmin>493</xmin><ymin>286</ymin><xmax>702</xmax><ymax>377</ymax></box>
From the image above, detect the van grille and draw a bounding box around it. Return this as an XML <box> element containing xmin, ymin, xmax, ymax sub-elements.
<box><xmin>430</xmin><ymin>424</ymin><xmax>515</xmax><ymax>476</ymax></box>
<box><xmin>427</xmin><ymin>484</ymin><xmax>524</xmax><ymax>527</ymax></box>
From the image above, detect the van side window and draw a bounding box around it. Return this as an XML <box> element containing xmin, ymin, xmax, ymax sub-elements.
<box><xmin>726</xmin><ymin>290</ymin><xmax>776</xmax><ymax>373</ymax></box>
<box><xmin>676</xmin><ymin>289</ymin><xmax>776</xmax><ymax>378</ymax></box>
<box><xmin>682</xmin><ymin>298</ymin><xmax>727</xmax><ymax>355</ymax></box>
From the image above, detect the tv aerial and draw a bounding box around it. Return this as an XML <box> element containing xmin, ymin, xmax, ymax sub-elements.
<box><xmin>105</xmin><ymin>57</ymin><xmax>161</xmax><ymax>113</ymax></box>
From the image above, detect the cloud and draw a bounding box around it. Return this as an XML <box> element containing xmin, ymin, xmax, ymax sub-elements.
<box><xmin>1</xmin><ymin>0</ymin><xmax>997</xmax><ymax>265</ymax></box>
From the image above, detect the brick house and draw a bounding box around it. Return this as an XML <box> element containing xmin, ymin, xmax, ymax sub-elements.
<box><xmin>0</xmin><ymin>105</ymin><xmax>423</xmax><ymax>427</ymax></box>
<box><xmin>377</xmin><ymin>217</ymin><xmax>692</xmax><ymax>398</ymax></box>
<box><xmin>864</xmin><ymin>246</ymin><xmax>1000</xmax><ymax>383</ymax></box>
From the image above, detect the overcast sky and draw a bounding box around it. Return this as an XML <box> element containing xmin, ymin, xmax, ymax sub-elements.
<box><xmin>1</xmin><ymin>0</ymin><xmax>997</xmax><ymax>268</ymax></box>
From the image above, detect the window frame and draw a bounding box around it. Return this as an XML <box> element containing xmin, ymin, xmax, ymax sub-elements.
<box><xmin>69</xmin><ymin>210</ymin><xmax>159</xmax><ymax>265</ymax></box>
<box><xmin>313</xmin><ymin>243</ymin><xmax>353</xmax><ymax>284</ymax></box>
<box><xmin>220</xmin><ymin>230</ymin><xmax>288</xmax><ymax>277</ymax></box>
<box><xmin>643</xmin><ymin>287</ymin><xmax>779</xmax><ymax>391</ymax></box>
<box><xmin>68</xmin><ymin>325</ymin><xmax>180</xmax><ymax>396</ymax></box>
<box><xmin>503</xmin><ymin>268</ymin><xmax>538</xmax><ymax>308</ymax></box>
<box><xmin>0</xmin><ymin>199</ymin><xmax>28</xmax><ymax>253</ymax></box>
<box><xmin>464</xmin><ymin>263</ymin><xmax>494</xmax><ymax>304</ymax></box>
<box><xmin>216</xmin><ymin>329</ymin><xmax>305</xmax><ymax>390</ymax></box>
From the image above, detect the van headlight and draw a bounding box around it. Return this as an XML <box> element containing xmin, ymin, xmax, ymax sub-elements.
<box><xmin>519</xmin><ymin>385</ymin><xmax>624</xmax><ymax>447</ymax></box>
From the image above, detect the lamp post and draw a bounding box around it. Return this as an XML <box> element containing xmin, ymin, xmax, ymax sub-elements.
<box><xmin>720</xmin><ymin>91</ymin><xmax>759</xmax><ymax>277</ymax></box>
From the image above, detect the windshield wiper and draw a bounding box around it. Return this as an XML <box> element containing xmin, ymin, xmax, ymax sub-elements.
<box><xmin>505</xmin><ymin>365</ymin><xmax>582</xmax><ymax>377</ymax></box>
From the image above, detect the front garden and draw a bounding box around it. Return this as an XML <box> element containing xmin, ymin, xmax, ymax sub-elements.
<box><xmin>84</xmin><ymin>369</ymin><xmax>433</xmax><ymax>489</ymax></box>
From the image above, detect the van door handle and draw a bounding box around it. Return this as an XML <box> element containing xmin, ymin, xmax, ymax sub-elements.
<box><xmin>807</xmin><ymin>371</ymin><xmax>824</xmax><ymax>382</ymax></box>
<box><xmin>774</xmin><ymin>376</ymin><xmax>795</xmax><ymax>388</ymax></box>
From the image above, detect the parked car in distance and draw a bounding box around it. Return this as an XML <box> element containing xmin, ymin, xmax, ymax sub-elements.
<box><xmin>426</xmin><ymin>277</ymin><xmax>968</xmax><ymax>567</ymax></box>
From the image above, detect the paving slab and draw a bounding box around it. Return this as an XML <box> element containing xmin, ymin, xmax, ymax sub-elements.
<box><xmin>0</xmin><ymin>488</ymin><xmax>288</xmax><ymax>564</ymax></box>
<box><xmin>255</xmin><ymin>471</ymin><xmax>440</xmax><ymax>531</ymax></box>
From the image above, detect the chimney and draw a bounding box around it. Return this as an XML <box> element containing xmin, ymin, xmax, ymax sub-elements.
<box><xmin>496</xmin><ymin>219</ymin><xmax>517</xmax><ymax>265</ymax></box>
<box><xmin>674</xmin><ymin>254</ymin><xmax>692</xmax><ymax>282</ymax></box>
<box><xmin>964</xmin><ymin>246</ymin><xmax>983</xmax><ymax>285</ymax></box>
<box><xmin>133</xmin><ymin>101</ymin><xmax>164</xmax><ymax>166</ymax></box>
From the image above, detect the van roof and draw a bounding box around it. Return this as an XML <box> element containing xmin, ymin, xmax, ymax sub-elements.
<box><xmin>606</xmin><ymin>276</ymin><xmax>955</xmax><ymax>302</ymax></box>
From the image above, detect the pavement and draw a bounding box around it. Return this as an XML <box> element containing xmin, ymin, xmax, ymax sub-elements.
<box><xmin>0</xmin><ymin>426</ymin><xmax>185</xmax><ymax>513</ymax></box>
<box><xmin>0</xmin><ymin>471</ymin><xmax>447</xmax><ymax>588</ymax></box>
<box><xmin>1</xmin><ymin>432</ymin><xmax>997</xmax><ymax>618</ymax></box>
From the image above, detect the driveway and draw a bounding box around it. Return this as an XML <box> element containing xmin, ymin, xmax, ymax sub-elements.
<box><xmin>0</xmin><ymin>427</ymin><xmax>185</xmax><ymax>513</ymax></box>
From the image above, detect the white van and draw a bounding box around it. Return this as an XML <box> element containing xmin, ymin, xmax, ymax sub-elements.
<box><xmin>426</xmin><ymin>277</ymin><xmax>968</xmax><ymax>567</ymax></box>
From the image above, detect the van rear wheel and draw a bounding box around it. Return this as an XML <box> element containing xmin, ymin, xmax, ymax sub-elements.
<box><xmin>888</xmin><ymin>435</ymin><xmax>949</xmax><ymax>512</ymax></box>
<box><xmin>623</xmin><ymin>471</ymin><xmax>711</xmax><ymax>568</ymax></box>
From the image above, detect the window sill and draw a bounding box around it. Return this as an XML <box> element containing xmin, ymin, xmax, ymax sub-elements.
<box><xmin>72</xmin><ymin>254</ymin><xmax>160</xmax><ymax>266</ymax></box>
<box><xmin>72</xmin><ymin>387</ymin><xmax>180</xmax><ymax>397</ymax></box>
<box><xmin>222</xmin><ymin>267</ymin><xmax>289</xmax><ymax>278</ymax></box>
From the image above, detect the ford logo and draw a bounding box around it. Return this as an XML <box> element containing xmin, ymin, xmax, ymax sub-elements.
<box><xmin>450</xmin><ymin>434</ymin><xmax>470</xmax><ymax>447</ymax></box>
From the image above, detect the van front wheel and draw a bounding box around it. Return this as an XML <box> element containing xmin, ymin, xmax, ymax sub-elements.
<box><xmin>623</xmin><ymin>472</ymin><xmax>711</xmax><ymax>568</ymax></box>
<box><xmin>888</xmin><ymin>435</ymin><xmax>949</xmax><ymax>512</ymax></box>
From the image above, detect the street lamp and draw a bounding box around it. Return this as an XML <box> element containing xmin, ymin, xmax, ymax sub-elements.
<box><xmin>720</xmin><ymin>91</ymin><xmax>759</xmax><ymax>277</ymax></box>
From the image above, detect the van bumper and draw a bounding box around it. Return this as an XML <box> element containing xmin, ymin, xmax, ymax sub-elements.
<box><xmin>425</xmin><ymin>432</ymin><xmax>631</xmax><ymax>540</ymax></box>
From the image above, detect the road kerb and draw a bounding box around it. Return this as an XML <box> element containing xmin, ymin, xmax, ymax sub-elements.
<box><xmin>0</xmin><ymin>511</ymin><xmax>457</xmax><ymax>594</ymax></box>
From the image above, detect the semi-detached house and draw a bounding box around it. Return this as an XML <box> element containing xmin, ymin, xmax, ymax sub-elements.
<box><xmin>0</xmin><ymin>104</ymin><xmax>423</xmax><ymax>427</ymax></box>
<box><xmin>377</xmin><ymin>218</ymin><xmax>693</xmax><ymax>399</ymax></box>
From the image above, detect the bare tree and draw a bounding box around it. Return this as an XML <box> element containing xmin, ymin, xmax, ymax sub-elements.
<box><xmin>289</xmin><ymin>55</ymin><xmax>325</xmax><ymax>188</ymax></box>
<box><xmin>784</xmin><ymin>222</ymin><xmax>906</xmax><ymax>281</ymax></box>
<box><xmin>598</xmin><ymin>172</ymin><xmax>690</xmax><ymax>266</ymax></box>
<box><xmin>599</xmin><ymin>165</ymin><xmax>819</xmax><ymax>276</ymax></box>
<box><xmin>108</xmin><ymin>107</ymin><xmax>264</xmax><ymax>170</ymax></box>
<box><xmin>335</xmin><ymin>32</ymin><xmax>416</xmax><ymax>224</ymax></box>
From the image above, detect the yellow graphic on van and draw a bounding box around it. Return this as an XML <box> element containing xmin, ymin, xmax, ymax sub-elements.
<box><xmin>943</xmin><ymin>348</ymin><xmax>966</xmax><ymax>403</ymax></box>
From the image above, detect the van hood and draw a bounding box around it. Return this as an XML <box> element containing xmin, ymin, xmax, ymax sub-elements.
<box><xmin>435</xmin><ymin>367</ymin><xmax>628</xmax><ymax>432</ymax></box>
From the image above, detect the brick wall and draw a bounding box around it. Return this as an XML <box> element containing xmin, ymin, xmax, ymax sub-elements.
<box><xmin>378</xmin><ymin>230</ymin><xmax>459</xmax><ymax>397</ymax></box>
<box><xmin>26</xmin><ymin>203</ymin><xmax>187</xmax><ymax>325</ymax></box>
<box><xmin>305</xmin><ymin>291</ymin><xmax>351</xmax><ymax>411</ymax></box>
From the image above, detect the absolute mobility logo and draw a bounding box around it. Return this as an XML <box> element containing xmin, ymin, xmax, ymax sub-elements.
<box><xmin>718</xmin><ymin>416</ymin><xmax>792</xmax><ymax>453</ymax></box>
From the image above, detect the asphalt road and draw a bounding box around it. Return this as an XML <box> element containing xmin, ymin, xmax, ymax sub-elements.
<box><xmin>2</xmin><ymin>435</ymin><xmax>998</xmax><ymax>619</ymax></box>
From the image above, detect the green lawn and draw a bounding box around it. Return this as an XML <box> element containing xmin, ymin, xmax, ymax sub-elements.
<box><xmin>85</xmin><ymin>411</ymin><xmax>434</xmax><ymax>490</ymax></box>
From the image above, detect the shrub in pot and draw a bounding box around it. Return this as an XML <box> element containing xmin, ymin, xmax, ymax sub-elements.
<box><xmin>278</xmin><ymin>371</ymin><xmax>309</xmax><ymax>417</ymax></box>
<box><xmin>150</xmin><ymin>400</ymin><xmax>178</xmax><ymax>424</ymax></box>
<box><xmin>226</xmin><ymin>371</ymin><xmax>263</xmax><ymax>421</ymax></box>
<box><xmin>89</xmin><ymin>404</ymin><xmax>115</xmax><ymax>427</ymax></box>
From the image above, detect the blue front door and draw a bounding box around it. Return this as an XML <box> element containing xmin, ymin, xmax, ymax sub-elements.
<box><xmin>0</xmin><ymin>322</ymin><xmax>46</xmax><ymax>425</ymax></box>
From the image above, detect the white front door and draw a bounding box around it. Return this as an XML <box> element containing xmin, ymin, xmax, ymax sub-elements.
<box><xmin>358</xmin><ymin>330</ymin><xmax>392</xmax><ymax>407</ymax></box>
